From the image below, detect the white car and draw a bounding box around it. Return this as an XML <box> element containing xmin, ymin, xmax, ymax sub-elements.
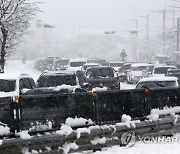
<box><xmin>127</xmin><ymin>63</ymin><xmax>148</xmax><ymax>84</ymax></box>
<box><xmin>135</xmin><ymin>76</ymin><xmax>179</xmax><ymax>89</ymax></box>
<box><xmin>152</xmin><ymin>65</ymin><xmax>177</xmax><ymax>77</ymax></box>
<box><xmin>0</xmin><ymin>73</ymin><xmax>35</xmax><ymax>100</ymax></box>
<box><xmin>109</xmin><ymin>62</ymin><xmax>124</xmax><ymax>72</ymax></box>
<box><xmin>67</xmin><ymin>58</ymin><xmax>87</xmax><ymax>71</ymax></box>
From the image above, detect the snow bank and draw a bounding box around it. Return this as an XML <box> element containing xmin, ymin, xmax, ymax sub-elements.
<box><xmin>147</xmin><ymin>114</ymin><xmax>159</xmax><ymax>122</ymax></box>
<box><xmin>29</xmin><ymin>121</ymin><xmax>52</xmax><ymax>131</ymax></box>
<box><xmin>65</xmin><ymin>117</ymin><xmax>93</xmax><ymax>127</ymax></box>
<box><xmin>88</xmin><ymin>125</ymin><xmax>101</xmax><ymax>131</ymax></box>
<box><xmin>62</xmin><ymin>142</ymin><xmax>79</xmax><ymax>154</ymax></box>
<box><xmin>76</xmin><ymin>128</ymin><xmax>91</xmax><ymax>139</ymax></box>
<box><xmin>91</xmin><ymin>137</ymin><xmax>106</xmax><ymax>145</ymax></box>
<box><xmin>56</xmin><ymin>125</ymin><xmax>73</xmax><ymax>136</ymax></box>
<box><xmin>116</xmin><ymin>115</ymin><xmax>141</xmax><ymax>128</ymax></box>
<box><xmin>16</xmin><ymin>131</ymin><xmax>31</xmax><ymax>140</ymax></box>
<box><xmin>151</xmin><ymin>106</ymin><xmax>180</xmax><ymax>115</ymax></box>
<box><xmin>121</xmin><ymin>114</ymin><xmax>131</xmax><ymax>123</ymax></box>
<box><xmin>0</xmin><ymin>126</ymin><xmax>10</xmax><ymax>136</ymax></box>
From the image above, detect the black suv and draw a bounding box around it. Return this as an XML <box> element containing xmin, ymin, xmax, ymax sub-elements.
<box><xmin>85</xmin><ymin>66</ymin><xmax>120</xmax><ymax>90</ymax></box>
<box><xmin>25</xmin><ymin>70</ymin><xmax>89</xmax><ymax>94</ymax></box>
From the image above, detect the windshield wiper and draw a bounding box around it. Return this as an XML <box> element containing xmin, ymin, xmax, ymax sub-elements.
<box><xmin>142</xmin><ymin>85</ymin><xmax>148</xmax><ymax>89</ymax></box>
<box><xmin>156</xmin><ymin>83</ymin><xmax>165</xmax><ymax>87</ymax></box>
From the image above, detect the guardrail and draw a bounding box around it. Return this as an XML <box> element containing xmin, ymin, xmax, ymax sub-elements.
<box><xmin>1</xmin><ymin>87</ymin><xmax>180</xmax><ymax>132</ymax></box>
<box><xmin>0</xmin><ymin>116</ymin><xmax>180</xmax><ymax>154</ymax></box>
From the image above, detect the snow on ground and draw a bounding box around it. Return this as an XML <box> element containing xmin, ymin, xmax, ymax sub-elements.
<box><xmin>90</xmin><ymin>142</ymin><xmax>180</xmax><ymax>154</ymax></box>
<box><xmin>5</xmin><ymin>60</ymin><xmax>41</xmax><ymax>81</ymax></box>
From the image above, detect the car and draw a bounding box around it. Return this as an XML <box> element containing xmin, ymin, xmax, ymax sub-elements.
<box><xmin>85</xmin><ymin>66</ymin><xmax>120</xmax><ymax>90</ymax></box>
<box><xmin>118</xmin><ymin>63</ymin><xmax>132</xmax><ymax>82</ymax></box>
<box><xmin>35</xmin><ymin>57</ymin><xmax>59</xmax><ymax>72</ymax></box>
<box><xmin>109</xmin><ymin>62</ymin><xmax>124</xmax><ymax>72</ymax></box>
<box><xmin>82</xmin><ymin>63</ymin><xmax>100</xmax><ymax>71</ymax></box>
<box><xmin>166</xmin><ymin>68</ymin><xmax>180</xmax><ymax>81</ymax></box>
<box><xmin>34</xmin><ymin>58</ymin><xmax>46</xmax><ymax>71</ymax></box>
<box><xmin>142</xmin><ymin>64</ymin><xmax>155</xmax><ymax>78</ymax></box>
<box><xmin>135</xmin><ymin>76</ymin><xmax>179</xmax><ymax>89</ymax></box>
<box><xmin>25</xmin><ymin>70</ymin><xmax>89</xmax><ymax>94</ymax></box>
<box><xmin>0</xmin><ymin>73</ymin><xmax>36</xmax><ymax>100</ymax></box>
<box><xmin>68</xmin><ymin>58</ymin><xmax>87</xmax><ymax>71</ymax></box>
<box><xmin>127</xmin><ymin>63</ymin><xmax>148</xmax><ymax>84</ymax></box>
<box><xmin>52</xmin><ymin>58</ymin><xmax>69</xmax><ymax>71</ymax></box>
<box><xmin>152</xmin><ymin>65</ymin><xmax>177</xmax><ymax>77</ymax></box>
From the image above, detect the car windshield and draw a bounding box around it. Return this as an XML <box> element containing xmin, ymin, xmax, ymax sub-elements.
<box><xmin>37</xmin><ymin>75</ymin><xmax>76</xmax><ymax>87</ymax></box>
<box><xmin>55</xmin><ymin>60</ymin><xmax>69</xmax><ymax>66</ymax></box>
<box><xmin>168</xmin><ymin>69</ymin><xmax>180</xmax><ymax>74</ymax></box>
<box><xmin>110</xmin><ymin>63</ymin><xmax>123</xmax><ymax>67</ymax></box>
<box><xmin>0</xmin><ymin>79</ymin><xmax>16</xmax><ymax>92</ymax></box>
<box><xmin>83</xmin><ymin>65</ymin><xmax>99</xmax><ymax>70</ymax></box>
<box><xmin>70</xmin><ymin>62</ymin><xmax>86</xmax><ymax>67</ymax></box>
<box><xmin>131</xmin><ymin>66</ymin><xmax>147</xmax><ymax>71</ymax></box>
<box><xmin>86</xmin><ymin>67</ymin><xmax>114</xmax><ymax>78</ymax></box>
<box><xmin>154</xmin><ymin>67</ymin><xmax>174</xmax><ymax>74</ymax></box>
<box><xmin>136</xmin><ymin>81</ymin><xmax>177</xmax><ymax>89</ymax></box>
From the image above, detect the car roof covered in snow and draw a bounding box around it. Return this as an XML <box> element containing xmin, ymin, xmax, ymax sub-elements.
<box><xmin>69</xmin><ymin>58</ymin><xmax>87</xmax><ymax>62</ymax></box>
<box><xmin>154</xmin><ymin>65</ymin><xmax>177</xmax><ymax>68</ymax></box>
<box><xmin>86</xmin><ymin>66</ymin><xmax>113</xmax><ymax>70</ymax></box>
<box><xmin>83</xmin><ymin>63</ymin><xmax>100</xmax><ymax>66</ymax></box>
<box><xmin>41</xmin><ymin>70</ymin><xmax>76</xmax><ymax>76</ymax></box>
<box><xmin>138</xmin><ymin>76</ymin><xmax>178</xmax><ymax>82</ymax></box>
<box><xmin>0</xmin><ymin>73</ymin><xmax>31</xmax><ymax>80</ymax></box>
<box><xmin>131</xmin><ymin>63</ymin><xmax>148</xmax><ymax>67</ymax></box>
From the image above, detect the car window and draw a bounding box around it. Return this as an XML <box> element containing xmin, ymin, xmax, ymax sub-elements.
<box><xmin>19</xmin><ymin>78</ymin><xmax>33</xmax><ymax>90</ymax></box>
<box><xmin>37</xmin><ymin>74</ymin><xmax>77</xmax><ymax>87</ymax></box>
<box><xmin>0</xmin><ymin>79</ymin><xmax>16</xmax><ymax>92</ymax></box>
<box><xmin>28</xmin><ymin>78</ymin><xmax>36</xmax><ymax>88</ymax></box>
<box><xmin>70</xmin><ymin>62</ymin><xmax>86</xmax><ymax>67</ymax></box>
<box><xmin>154</xmin><ymin>67</ymin><xmax>174</xmax><ymax>74</ymax></box>
<box><xmin>86</xmin><ymin>68</ymin><xmax>114</xmax><ymax>78</ymax></box>
<box><xmin>131</xmin><ymin>66</ymin><xmax>146</xmax><ymax>71</ymax></box>
<box><xmin>136</xmin><ymin>81</ymin><xmax>177</xmax><ymax>89</ymax></box>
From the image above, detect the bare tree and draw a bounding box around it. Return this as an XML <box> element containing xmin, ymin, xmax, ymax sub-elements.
<box><xmin>0</xmin><ymin>0</ymin><xmax>39</xmax><ymax>73</ymax></box>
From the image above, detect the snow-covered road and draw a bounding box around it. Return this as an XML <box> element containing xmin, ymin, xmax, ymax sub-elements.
<box><xmin>5</xmin><ymin>60</ymin><xmax>136</xmax><ymax>89</ymax></box>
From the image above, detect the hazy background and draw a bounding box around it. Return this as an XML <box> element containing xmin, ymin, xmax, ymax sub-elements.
<box><xmin>13</xmin><ymin>0</ymin><xmax>180</xmax><ymax>61</ymax></box>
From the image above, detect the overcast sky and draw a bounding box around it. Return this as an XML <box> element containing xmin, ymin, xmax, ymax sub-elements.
<box><xmin>35</xmin><ymin>0</ymin><xmax>178</xmax><ymax>38</ymax></box>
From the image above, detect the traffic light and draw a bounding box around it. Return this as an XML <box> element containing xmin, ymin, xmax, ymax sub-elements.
<box><xmin>43</xmin><ymin>24</ymin><xmax>55</xmax><ymax>28</ymax></box>
<box><xmin>105</xmin><ymin>31</ymin><xmax>115</xmax><ymax>34</ymax></box>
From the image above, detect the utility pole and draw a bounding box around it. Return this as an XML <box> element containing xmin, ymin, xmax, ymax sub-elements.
<box><xmin>126</xmin><ymin>19</ymin><xmax>139</xmax><ymax>61</ymax></box>
<box><xmin>139</xmin><ymin>15</ymin><xmax>150</xmax><ymax>62</ymax></box>
<box><xmin>163</xmin><ymin>10</ymin><xmax>166</xmax><ymax>53</ymax></box>
<box><xmin>152</xmin><ymin>10</ymin><xmax>167</xmax><ymax>53</ymax></box>
<box><xmin>177</xmin><ymin>18</ymin><xmax>180</xmax><ymax>51</ymax></box>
